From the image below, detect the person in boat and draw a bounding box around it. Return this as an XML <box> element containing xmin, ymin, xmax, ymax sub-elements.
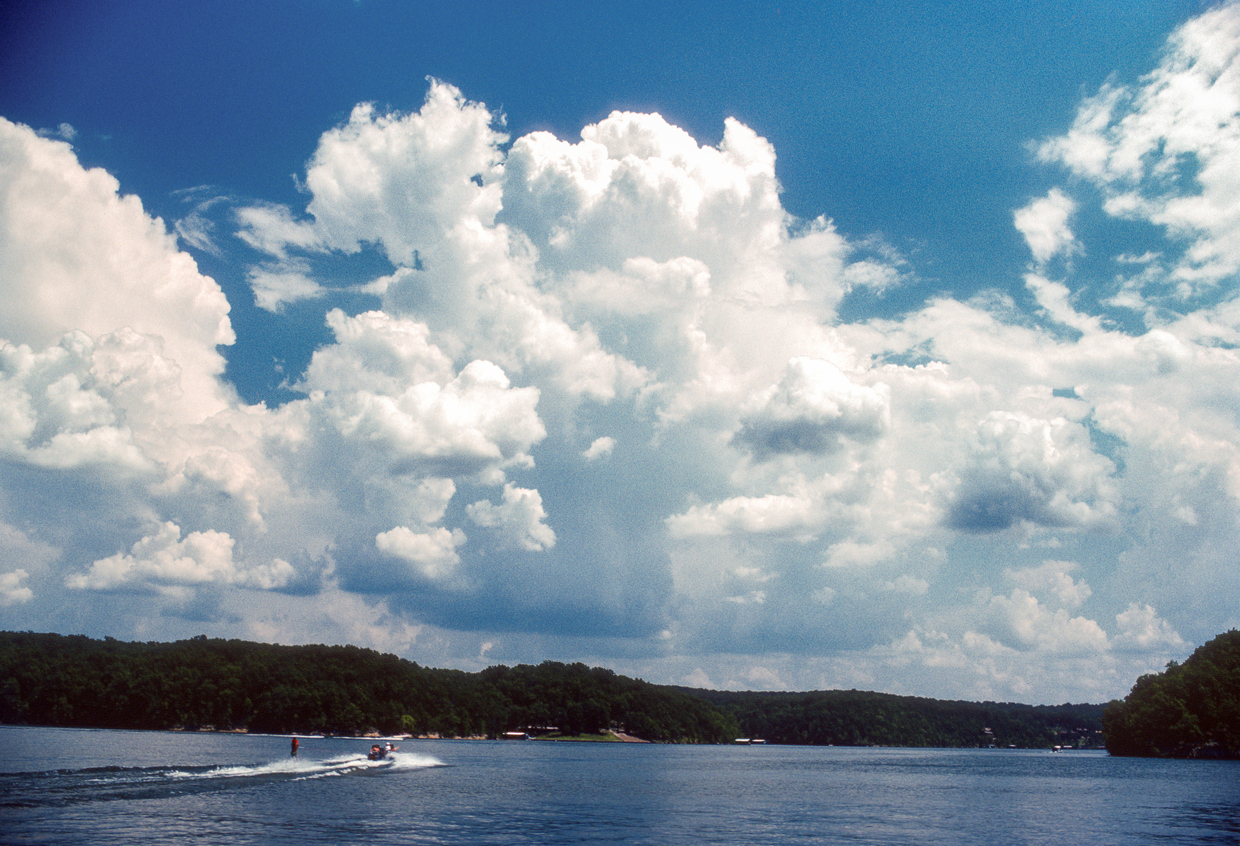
<box><xmin>369</xmin><ymin>744</ymin><xmax>383</xmax><ymax>760</ymax></box>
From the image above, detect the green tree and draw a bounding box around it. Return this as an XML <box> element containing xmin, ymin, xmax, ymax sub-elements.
<box><xmin>1104</xmin><ymin>630</ymin><xmax>1240</xmax><ymax>758</ymax></box>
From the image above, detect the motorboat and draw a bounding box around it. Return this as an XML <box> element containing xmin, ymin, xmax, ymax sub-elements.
<box><xmin>368</xmin><ymin>742</ymin><xmax>398</xmax><ymax>761</ymax></box>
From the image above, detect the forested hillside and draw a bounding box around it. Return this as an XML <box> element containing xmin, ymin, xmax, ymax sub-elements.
<box><xmin>2</xmin><ymin>631</ymin><xmax>1103</xmax><ymax>747</ymax></box>
<box><xmin>0</xmin><ymin>632</ymin><xmax>734</xmax><ymax>742</ymax></box>
<box><xmin>689</xmin><ymin>688</ymin><xmax>1104</xmax><ymax>749</ymax></box>
<box><xmin>1103</xmin><ymin>629</ymin><xmax>1240</xmax><ymax>759</ymax></box>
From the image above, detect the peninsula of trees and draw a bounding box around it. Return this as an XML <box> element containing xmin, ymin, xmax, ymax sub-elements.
<box><xmin>1103</xmin><ymin>629</ymin><xmax>1240</xmax><ymax>759</ymax></box>
<box><xmin>2</xmin><ymin>631</ymin><xmax>1103</xmax><ymax>748</ymax></box>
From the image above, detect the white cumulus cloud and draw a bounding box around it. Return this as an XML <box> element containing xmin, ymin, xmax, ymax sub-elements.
<box><xmin>1014</xmin><ymin>188</ymin><xmax>1077</xmax><ymax>264</ymax></box>
<box><xmin>467</xmin><ymin>484</ymin><xmax>556</xmax><ymax>551</ymax></box>
<box><xmin>66</xmin><ymin>521</ymin><xmax>292</xmax><ymax>593</ymax></box>
<box><xmin>6</xmin><ymin>6</ymin><xmax>1240</xmax><ymax>703</ymax></box>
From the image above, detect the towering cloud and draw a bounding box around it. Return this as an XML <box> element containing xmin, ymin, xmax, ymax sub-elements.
<box><xmin>3</xmin><ymin>4</ymin><xmax>1239</xmax><ymax>702</ymax></box>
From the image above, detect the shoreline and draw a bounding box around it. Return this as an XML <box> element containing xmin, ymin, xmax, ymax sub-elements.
<box><xmin>159</xmin><ymin>727</ymin><xmax>655</xmax><ymax>743</ymax></box>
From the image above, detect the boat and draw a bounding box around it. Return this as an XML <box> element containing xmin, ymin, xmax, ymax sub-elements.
<box><xmin>368</xmin><ymin>742</ymin><xmax>398</xmax><ymax>761</ymax></box>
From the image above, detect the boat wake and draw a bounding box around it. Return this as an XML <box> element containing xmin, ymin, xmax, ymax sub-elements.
<box><xmin>0</xmin><ymin>752</ymin><xmax>444</xmax><ymax>808</ymax></box>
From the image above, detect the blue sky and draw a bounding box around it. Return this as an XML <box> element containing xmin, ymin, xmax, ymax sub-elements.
<box><xmin>1</xmin><ymin>0</ymin><xmax>1236</xmax><ymax>703</ymax></box>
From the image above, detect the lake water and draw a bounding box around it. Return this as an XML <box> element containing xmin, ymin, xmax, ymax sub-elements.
<box><xmin>1</xmin><ymin>726</ymin><xmax>1238</xmax><ymax>845</ymax></box>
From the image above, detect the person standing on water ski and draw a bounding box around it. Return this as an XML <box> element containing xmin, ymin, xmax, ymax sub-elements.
<box><xmin>291</xmin><ymin>737</ymin><xmax>299</xmax><ymax>757</ymax></box>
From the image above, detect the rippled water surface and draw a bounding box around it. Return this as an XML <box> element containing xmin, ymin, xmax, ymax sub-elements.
<box><xmin>2</xmin><ymin>726</ymin><xmax>1238</xmax><ymax>844</ymax></box>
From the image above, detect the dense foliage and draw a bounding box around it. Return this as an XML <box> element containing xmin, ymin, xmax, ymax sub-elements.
<box><xmin>688</xmin><ymin>688</ymin><xmax>1103</xmax><ymax>749</ymax></box>
<box><xmin>1103</xmin><ymin>630</ymin><xmax>1240</xmax><ymax>759</ymax></box>
<box><xmin>1</xmin><ymin>631</ymin><xmax>1106</xmax><ymax>748</ymax></box>
<box><xmin>0</xmin><ymin>632</ymin><xmax>733</xmax><ymax>742</ymax></box>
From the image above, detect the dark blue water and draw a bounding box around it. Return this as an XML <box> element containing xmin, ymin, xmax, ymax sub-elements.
<box><xmin>2</xmin><ymin>726</ymin><xmax>1238</xmax><ymax>844</ymax></box>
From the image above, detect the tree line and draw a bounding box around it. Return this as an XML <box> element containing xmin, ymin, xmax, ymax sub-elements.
<box><xmin>1</xmin><ymin>631</ymin><xmax>1105</xmax><ymax>747</ymax></box>
<box><xmin>1103</xmin><ymin>629</ymin><xmax>1240</xmax><ymax>759</ymax></box>
<box><xmin>691</xmin><ymin>688</ymin><xmax>1104</xmax><ymax>749</ymax></box>
<box><xmin>0</xmin><ymin>632</ymin><xmax>733</xmax><ymax>742</ymax></box>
